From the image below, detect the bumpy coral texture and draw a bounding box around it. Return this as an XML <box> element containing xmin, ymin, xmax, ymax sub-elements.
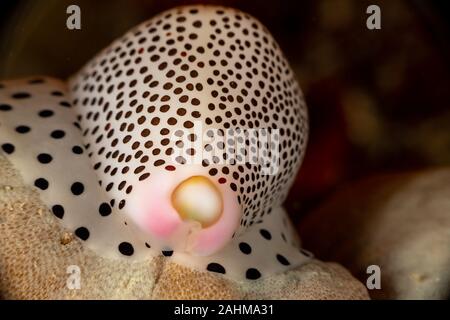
<box><xmin>0</xmin><ymin>154</ymin><xmax>368</xmax><ymax>299</ymax></box>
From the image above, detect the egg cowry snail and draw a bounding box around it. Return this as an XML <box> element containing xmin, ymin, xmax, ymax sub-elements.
<box><xmin>0</xmin><ymin>5</ymin><xmax>310</xmax><ymax>280</ymax></box>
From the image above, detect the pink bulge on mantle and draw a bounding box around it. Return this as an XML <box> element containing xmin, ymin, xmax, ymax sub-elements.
<box><xmin>128</xmin><ymin>165</ymin><xmax>241</xmax><ymax>255</ymax></box>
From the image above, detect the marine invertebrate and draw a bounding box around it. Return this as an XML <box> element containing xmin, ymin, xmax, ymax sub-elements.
<box><xmin>0</xmin><ymin>5</ymin><xmax>309</xmax><ymax>281</ymax></box>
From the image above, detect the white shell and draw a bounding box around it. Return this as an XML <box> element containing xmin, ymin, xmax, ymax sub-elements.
<box><xmin>0</xmin><ymin>5</ymin><xmax>310</xmax><ymax>281</ymax></box>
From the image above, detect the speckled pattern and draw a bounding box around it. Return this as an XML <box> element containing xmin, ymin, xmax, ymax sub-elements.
<box><xmin>0</xmin><ymin>5</ymin><xmax>311</xmax><ymax>282</ymax></box>
<box><xmin>0</xmin><ymin>153</ymin><xmax>369</xmax><ymax>299</ymax></box>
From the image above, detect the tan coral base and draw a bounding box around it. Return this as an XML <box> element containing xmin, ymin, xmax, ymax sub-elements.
<box><xmin>0</xmin><ymin>154</ymin><xmax>368</xmax><ymax>300</ymax></box>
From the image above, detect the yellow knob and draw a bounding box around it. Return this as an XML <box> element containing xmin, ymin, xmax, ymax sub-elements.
<box><xmin>171</xmin><ymin>176</ymin><xmax>223</xmax><ymax>228</ymax></box>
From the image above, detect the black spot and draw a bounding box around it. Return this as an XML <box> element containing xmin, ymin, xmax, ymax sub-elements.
<box><xmin>75</xmin><ymin>227</ymin><xmax>90</xmax><ymax>240</ymax></box>
<box><xmin>34</xmin><ymin>178</ymin><xmax>49</xmax><ymax>190</ymax></box>
<box><xmin>259</xmin><ymin>229</ymin><xmax>272</xmax><ymax>240</ymax></box>
<box><xmin>50</xmin><ymin>130</ymin><xmax>65</xmax><ymax>139</ymax></box>
<box><xmin>38</xmin><ymin>109</ymin><xmax>54</xmax><ymax>118</ymax></box>
<box><xmin>15</xmin><ymin>125</ymin><xmax>30</xmax><ymax>134</ymax></box>
<box><xmin>162</xmin><ymin>250</ymin><xmax>173</xmax><ymax>257</ymax></box>
<box><xmin>51</xmin><ymin>91</ymin><xmax>63</xmax><ymax>96</ymax></box>
<box><xmin>59</xmin><ymin>101</ymin><xmax>71</xmax><ymax>107</ymax></box>
<box><xmin>1</xmin><ymin>143</ymin><xmax>14</xmax><ymax>154</ymax></box>
<box><xmin>71</xmin><ymin>182</ymin><xmax>84</xmax><ymax>195</ymax></box>
<box><xmin>118</xmin><ymin>242</ymin><xmax>134</xmax><ymax>256</ymax></box>
<box><xmin>52</xmin><ymin>204</ymin><xmax>65</xmax><ymax>219</ymax></box>
<box><xmin>0</xmin><ymin>104</ymin><xmax>12</xmax><ymax>111</ymax></box>
<box><xmin>72</xmin><ymin>145</ymin><xmax>83</xmax><ymax>154</ymax></box>
<box><xmin>276</xmin><ymin>254</ymin><xmax>290</xmax><ymax>266</ymax></box>
<box><xmin>98</xmin><ymin>202</ymin><xmax>112</xmax><ymax>216</ymax></box>
<box><xmin>239</xmin><ymin>242</ymin><xmax>252</xmax><ymax>254</ymax></box>
<box><xmin>207</xmin><ymin>262</ymin><xmax>226</xmax><ymax>274</ymax></box>
<box><xmin>37</xmin><ymin>153</ymin><xmax>52</xmax><ymax>164</ymax></box>
<box><xmin>12</xmin><ymin>92</ymin><xmax>31</xmax><ymax>99</ymax></box>
<box><xmin>245</xmin><ymin>268</ymin><xmax>261</xmax><ymax>280</ymax></box>
<box><xmin>145</xmin><ymin>242</ymin><xmax>151</xmax><ymax>248</ymax></box>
